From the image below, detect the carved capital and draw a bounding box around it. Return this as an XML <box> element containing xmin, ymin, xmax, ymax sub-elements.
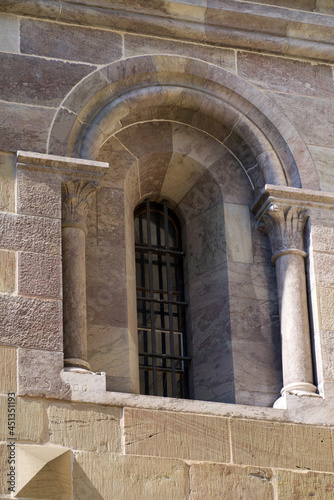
<box><xmin>259</xmin><ymin>204</ymin><xmax>309</xmax><ymax>262</ymax></box>
<box><xmin>62</xmin><ymin>180</ymin><xmax>98</xmax><ymax>231</ymax></box>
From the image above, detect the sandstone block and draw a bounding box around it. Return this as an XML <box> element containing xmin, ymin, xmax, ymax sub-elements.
<box><xmin>318</xmin><ymin>287</ymin><xmax>334</xmax><ymax>331</ymax></box>
<box><xmin>231</xmin><ymin>418</ymin><xmax>333</xmax><ymax>472</ymax></box>
<box><xmin>309</xmin><ymin>145</ymin><xmax>334</xmax><ymax>192</ymax></box>
<box><xmin>0</xmin><ymin>53</ymin><xmax>94</xmax><ymax>107</ymax></box>
<box><xmin>0</xmin><ymin>444</ymin><xmax>10</xmax><ymax>495</ymax></box>
<box><xmin>0</xmin><ymin>14</ymin><xmax>18</xmax><ymax>52</ymax></box>
<box><xmin>62</xmin><ymin>69</ymin><xmax>110</xmax><ymax>116</ymax></box>
<box><xmin>98</xmin><ymin>136</ymin><xmax>137</xmax><ymax>189</ymax></box>
<box><xmin>0</xmin><ymin>295</ymin><xmax>62</xmax><ymax>350</ymax></box>
<box><xmin>21</xmin><ymin>19</ymin><xmax>123</xmax><ymax>64</ymax></box>
<box><xmin>0</xmin><ymin>250</ymin><xmax>15</xmax><ymax>293</ymax></box>
<box><xmin>190</xmin><ymin>463</ymin><xmax>273</xmax><ymax>500</ymax></box>
<box><xmin>0</xmin><ymin>101</ymin><xmax>55</xmax><ymax>153</ymax></box>
<box><xmin>0</xmin><ymin>346</ymin><xmax>17</xmax><ymax>394</ymax></box>
<box><xmin>0</xmin><ymin>212</ymin><xmax>61</xmax><ymax>255</ymax></box>
<box><xmin>0</xmin><ymin>152</ymin><xmax>15</xmax><ymax>213</ymax></box>
<box><xmin>17</xmin><ymin>167</ymin><xmax>62</xmax><ymax>218</ymax></box>
<box><xmin>124</xmin><ymin>33</ymin><xmax>236</xmax><ymax>71</ymax></box>
<box><xmin>88</xmin><ymin>325</ymin><xmax>129</xmax><ymax>378</ymax></box>
<box><xmin>0</xmin><ymin>396</ymin><xmax>44</xmax><ymax>442</ymax></box>
<box><xmin>266</xmin><ymin>93</ymin><xmax>334</xmax><ymax>148</ymax></box>
<box><xmin>276</xmin><ymin>469</ymin><xmax>334</xmax><ymax>499</ymax></box>
<box><xmin>48</xmin><ymin>402</ymin><xmax>121</xmax><ymax>452</ymax></box>
<box><xmin>73</xmin><ymin>451</ymin><xmax>188</xmax><ymax>500</ymax></box>
<box><xmin>161</xmin><ymin>154</ymin><xmax>205</xmax><ymax>204</ymax></box>
<box><xmin>18</xmin><ymin>252</ymin><xmax>62</xmax><ymax>300</ymax></box>
<box><xmin>124</xmin><ymin>407</ymin><xmax>230</xmax><ymax>462</ymax></box>
<box><xmin>237</xmin><ymin>51</ymin><xmax>334</xmax><ymax>98</ymax></box>
<box><xmin>48</xmin><ymin>107</ymin><xmax>78</xmax><ymax>157</ymax></box>
<box><xmin>17</xmin><ymin>445</ymin><xmax>72</xmax><ymax>500</ymax></box>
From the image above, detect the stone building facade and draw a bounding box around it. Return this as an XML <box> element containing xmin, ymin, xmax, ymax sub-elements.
<box><xmin>0</xmin><ymin>0</ymin><xmax>334</xmax><ymax>498</ymax></box>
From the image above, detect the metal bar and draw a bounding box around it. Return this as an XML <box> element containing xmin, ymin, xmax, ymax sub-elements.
<box><xmin>139</xmin><ymin>352</ymin><xmax>191</xmax><ymax>361</ymax></box>
<box><xmin>139</xmin><ymin>365</ymin><xmax>186</xmax><ymax>374</ymax></box>
<box><xmin>146</xmin><ymin>198</ymin><xmax>158</xmax><ymax>396</ymax></box>
<box><xmin>164</xmin><ymin>200</ymin><xmax>176</xmax><ymax>397</ymax></box>
<box><xmin>136</xmin><ymin>296</ymin><xmax>188</xmax><ymax>306</ymax></box>
<box><xmin>135</xmin><ymin>244</ymin><xmax>185</xmax><ymax>256</ymax></box>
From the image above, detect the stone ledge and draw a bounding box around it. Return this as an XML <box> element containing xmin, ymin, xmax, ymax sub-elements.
<box><xmin>0</xmin><ymin>1</ymin><xmax>334</xmax><ymax>62</ymax></box>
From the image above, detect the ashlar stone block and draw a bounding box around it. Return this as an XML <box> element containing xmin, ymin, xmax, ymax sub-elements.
<box><xmin>231</xmin><ymin>418</ymin><xmax>333</xmax><ymax>472</ymax></box>
<box><xmin>124</xmin><ymin>407</ymin><xmax>230</xmax><ymax>463</ymax></box>
<box><xmin>0</xmin><ymin>212</ymin><xmax>61</xmax><ymax>255</ymax></box>
<box><xmin>0</xmin><ymin>14</ymin><xmax>19</xmax><ymax>53</ymax></box>
<box><xmin>275</xmin><ymin>469</ymin><xmax>334</xmax><ymax>499</ymax></box>
<box><xmin>73</xmin><ymin>451</ymin><xmax>188</xmax><ymax>500</ymax></box>
<box><xmin>18</xmin><ymin>252</ymin><xmax>62</xmax><ymax>300</ymax></box>
<box><xmin>190</xmin><ymin>463</ymin><xmax>273</xmax><ymax>500</ymax></box>
<box><xmin>0</xmin><ymin>345</ymin><xmax>17</xmax><ymax>394</ymax></box>
<box><xmin>0</xmin><ymin>152</ymin><xmax>15</xmax><ymax>213</ymax></box>
<box><xmin>0</xmin><ymin>250</ymin><xmax>15</xmax><ymax>293</ymax></box>
<box><xmin>17</xmin><ymin>167</ymin><xmax>62</xmax><ymax>218</ymax></box>
<box><xmin>0</xmin><ymin>396</ymin><xmax>44</xmax><ymax>443</ymax></box>
<box><xmin>48</xmin><ymin>402</ymin><xmax>122</xmax><ymax>453</ymax></box>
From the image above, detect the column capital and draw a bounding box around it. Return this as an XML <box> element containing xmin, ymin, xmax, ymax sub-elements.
<box><xmin>259</xmin><ymin>203</ymin><xmax>309</xmax><ymax>263</ymax></box>
<box><xmin>62</xmin><ymin>179</ymin><xmax>98</xmax><ymax>232</ymax></box>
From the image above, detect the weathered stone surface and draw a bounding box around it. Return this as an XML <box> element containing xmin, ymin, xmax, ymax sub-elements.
<box><xmin>228</xmin><ymin>262</ymin><xmax>277</xmax><ymax>301</ymax></box>
<box><xmin>266</xmin><ymin>93</ymin><xmax>334</xmax><ymax>148</ymax></box>
<box><xmin>138</xmin><ymin>152</ymin><xmax>171</xmax><ymax>199</ymax></box>
<box><xmin>0</xmin><ymin>443</ymin><xmax>10</xmax><ymax>495</ymax></box>
<box><xmin>311</xmin><ymin>224</ymin><xmax>334</xmax><ymax>253</ymax></box>
<box><xmin>190</xmin><ymin>463</ymin><xmax>274</xmax><ymax>500</ymax></box>
<box><xmin>224</xmin><ymin>203</ymin><xmax>253</xmax><ymax>264</ymax></box>
<box><xmin>116</xmin><ymin>121</ymin><xmax>173</xmax><ymax>159</ymax></box>
<box><xmin>73</xmin><ymin>451</ymin><xmax>188</xmax><ymax>500</ymax></box>
<box><xmin>62</xmin><ymin>69</ymin><xmax>110</xmax><ymax>116</ymax></box>
<box><xmin>124</xmin><ymin>407</ymin><xmax>230</xmax><ymax>462</ymax></box>
<box><xmin>229</xmin><ymin>296</ymin><xmax>280</xmax><ymax>344</ymax></box>
<box><xmin>318</xmin><ymin>287</ymin><xmax>334</xmax><ymax>331</ymax></box>
<box><xmin>21</xmin><ymin>19</ymin><xmax>123</xmax><ymax>64</ymax></box>
<box><xmin>161</xmin><ymin>154</ymin><xmax>205</xmax><ymax>203</ymax></box>
<box><xmin>0</xmin><ymin>101</ymin><xmax>55</xmax><ymax>153</ymax></box>
<box><xmin>17</xmin><ymin>167</ymin><xmax>62</xmax><ymax>218</ymax></box>
<box><xmin>185</xmin><ymin>204</ymin><xmax>227</xmax><ymax>280</ymax></box>
<box><xmin>18</xmin><ymin>252</ymin><xmax>62</xmax><ymax>300</ymax></box>
<box><xmin>88</xmin><ymin>325</ymin><xmax>129</xmax><ymax>378</ymax></box>
<box><xmin>48</xmin><ymin>107</ymin><xmax>78</xmax><ymax>156</ymax></box>
<box><xmin>309</xmin><ymin>145</ymin><xmax>334</xmax><ymax>192</ymax></box>
<box><xmin>231</xmin><ymin>418</ymin><xmax>333</xmax><ymax>472</ymax></box>
<box><xmin>0</xmin><ymin>295</ymin><xmax>62</xmax><ymax>350</ymax></box>
<box><xmin>233</xmin><ymin>341</ymin><xmax>282</xmax><ymax>395</ymax></box>
<box><xmin>238</xmin><ymin>52</ymin><xmax>334</xmax><ymax>98</ymax></box>
<box><xmin>0</xmin><ymin>13</ymin><xmax>18</xmax><ymax>52</ymax></box>
<box><xmin>276</xmin><ymin>469</ymin><xmax>334</xmax><ymax>499</ymax></box>
<box><xmin>0</xmin><ymin>396</ymin><xmax>44</xmax><ymax>442</ymax></box>
<box><xmin>98</xmin><ymin>136</ymin><xmax>137</xmax><ymax>189</ymax></box>
<box><xmin>0</xmin><ymin>53</ymin><xmax>95</xmax><ymax>106</ymax></box>
<box><xmin>48</xmin><ymin>402</ymin><xmax>121</xmax><ymax>452</ymax></box>
<box><xmin>313</xmin><ymin>252</ymin><xmax>334</xmax><ymax>289</ymax></box>
<box><xmin>0</xmin><ymin>212</ymin><xmax>61</xmax><ymax>255</ymax></box>
<box><xmin>0</xmin><ymin>250</ymin><xmax>15</xmax><ymax>293</ymax></box>
<box><xmin>186</xmin><ymin>262</ymin><xmax>229</xmax><ymax>310</ymax></box>
<box><xmin>0</xmin><ymin>152</ymin><xmax>15</xmax><ymax>213</ymax></box>
<box><xmin>0</xmin><ymin>345</ymin><xmax>17</xmax><ymax>394</ymax></box>
<box><xmin>125</xmin><ymin>33</ymin><xmax>236</xmax><ymax>71</ymax></box>
<box><xmin>319</xmin><ymin>330</ymin><xmax>334</xmax><ymax>381</ymax></box>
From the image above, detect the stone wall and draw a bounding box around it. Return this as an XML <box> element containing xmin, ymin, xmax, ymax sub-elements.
<box><xmin>1</xmin><ymin>1</ymin><xmax>334</xmax><ymax>498</ymax></box>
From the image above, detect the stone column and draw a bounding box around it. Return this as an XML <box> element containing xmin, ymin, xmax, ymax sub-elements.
<box><xmin>62</xmin><ymin>180</ymin><xmax>97</xmax><ymax>372</ymax></box>
<box><xmin>261</xmin><ymin>204</ymin><xmax>317</xmax><ymax>398</ymax></box>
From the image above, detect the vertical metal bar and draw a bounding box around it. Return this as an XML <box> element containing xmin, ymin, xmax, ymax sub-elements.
<box><xmin>146</xmin><ymin>199</ymin><xmax>158</xmax><ymax>395</ymax></box>
<box><xmin>164</xmin><ymin>200</ymin><xmax>176</xmax><ymax>397</ymax></box>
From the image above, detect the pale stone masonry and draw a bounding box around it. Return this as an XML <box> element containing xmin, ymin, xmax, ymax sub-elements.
<box><xmin>0</xmin><ymin>1</ymin><xmax>334</xmax><ymax>498</ymax></box>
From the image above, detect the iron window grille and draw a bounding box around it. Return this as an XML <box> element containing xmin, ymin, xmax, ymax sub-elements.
<box><xmin>134</xmin><ymin>199</ymin><xmax>189</xmax><ymax>398</ymax></box>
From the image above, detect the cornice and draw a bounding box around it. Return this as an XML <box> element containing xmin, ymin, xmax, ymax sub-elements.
<box><xmin>1</xmin><ymin>0</ymin><xmax>334</xmax><ymax>63</ymax></box>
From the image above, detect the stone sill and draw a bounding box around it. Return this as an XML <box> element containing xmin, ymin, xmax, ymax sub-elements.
<box><xmin>1</xmin><ymin>0</ymin><xmax>334</xmax><ymax>63</ymax></box>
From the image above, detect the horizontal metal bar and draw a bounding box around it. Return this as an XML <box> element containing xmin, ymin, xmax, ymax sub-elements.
<box><xmin>139</xmin><ymin>352</ymin><xmax>191</xmax><ymax>361</ymax></box>
<box><xmin>138</xmin><ymin>327</ymin><xmax>183</xmax><ymax>335</ymax></box>
<box><xmin>135</xmin><ymin>244</ymin><xmax>185</xmax><ymax>256</ymax></box>
<box><xmin>137</xmin><ymin>296</ymin><xmax>188</xmax><ymax>306</ymax></box>
<box><xmin>139</xmin><ymin>365</ymin><xmax>187</xmax><ymax>374</ymax></box>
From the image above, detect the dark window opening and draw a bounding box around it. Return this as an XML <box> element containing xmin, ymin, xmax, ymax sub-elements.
<box><xmin>134</xmin><ymin>199</ymin><xmax>189</xmax><ymax>398</ymax></box>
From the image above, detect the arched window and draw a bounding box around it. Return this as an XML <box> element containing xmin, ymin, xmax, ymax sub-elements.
<box><xmin>134</xmin><ymin>199</ymin><xmax>189</xmax><ymax>398</ymax></box>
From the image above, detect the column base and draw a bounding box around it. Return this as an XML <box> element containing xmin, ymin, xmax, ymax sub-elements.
<box><xmin>273</xmin><ymin>382</ymin><xmax>318</xmax><ymax>409</ymax></box>
<box><xmin>64</xmin><ymin>357</ymin><xmax>91</xmax><ymax>372</ymax></box>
